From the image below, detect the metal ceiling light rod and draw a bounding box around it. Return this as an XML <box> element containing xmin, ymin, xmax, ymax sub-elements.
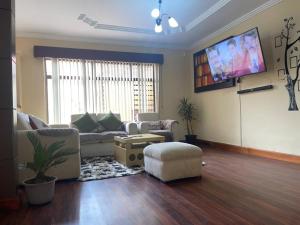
<box><xmin>151</xmin><ymin>0</ymin><xmax>178</xmax><ymax>33</ymax></box>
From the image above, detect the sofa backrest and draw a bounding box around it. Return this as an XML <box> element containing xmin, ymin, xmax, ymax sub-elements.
<box><xmin>70</xmin><ymin>113</ymin><xmax>121</xmax><ymax>123</ymax></box>
<box><xmin>71</xmin><ymin>113</ymin><xmax>97</xmax><ymax>123</ymax></box>
<box><xmin>138</xmin><ymin>113</ymin><xmax>160</xmax><ymax>122</ymax></box>
<box><xmin>96</xmin><ymin>113</ymin><xmax>121</xmax><ymax>121</ymax></box>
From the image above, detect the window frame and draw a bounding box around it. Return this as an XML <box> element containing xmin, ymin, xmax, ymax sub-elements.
<box><xmin>44</xmin><ymin>58</ymin><xmax>160</xmax><ymax>123</ymax></box>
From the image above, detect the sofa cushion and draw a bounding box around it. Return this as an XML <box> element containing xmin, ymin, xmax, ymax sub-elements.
<box><xmin>144</xmin><ymin>121</ymin><xmax>162</xmax><ymax>130</ymax></box>
<box><xmin>80</xmin><ymin>131</ymin><xmax>127</xmax><ymax>144</ymax></box>
<box><xmin>95</xmin><ymin>124</ymin><xmax>106</xmax><ymax>133</ymax></box>
<box><xmin>72</xmin><ymin>113</ymin><xmax>99</xmax><ymax>133</ymax></box>
<box><xmin>98</xmin><ymin>112</ymin><xmax>123</xmax><ymax>131</ymax></box>
<box><xmin>144</xmin><ymin>142</ymin><xmax>202</xmax><ymax>161</ymax></box>
<box><xmin>100</xmin><ymin>131</ymin><xmax>127</xmax><ymax>139</ymax></box>
<box><xmin>17</xmin><ymin>112</ymin><xmax>32</xmax><ymax>130</ymax></box>
<box><xmin>29</xmin><ymin>114</ymin><xmax>49</xmax><ymax>130</ymax></box>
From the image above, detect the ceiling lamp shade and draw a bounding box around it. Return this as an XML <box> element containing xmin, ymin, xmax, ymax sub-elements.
<box><xmin>151</xmin><ymin>8</ymin><xmax>160</xmax><ymax>18</ymax></box>
<box><xmin>155</xmin><ymin>24</ymin><xmax>163</xmax><ymax>33</ymax></box>
<box><xmin>151</xmin><ymin>0</ymin><xmax>179</xmax><ymax>34</ymax></box>
<box><xmin>168</xmin><ymin>17</ymin><xmax>178</xmax><ymax>28</ymax></box>
<box><xmin>155</xmin><ymin>18</ymin><xmax>163</xmax><ymax>33</ymax></box>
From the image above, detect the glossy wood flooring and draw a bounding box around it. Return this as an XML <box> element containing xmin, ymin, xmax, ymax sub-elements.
<box><xmin>1</xmin><ymin>146</ymin><xmax>300</xmax><ymax>225</ymax></box>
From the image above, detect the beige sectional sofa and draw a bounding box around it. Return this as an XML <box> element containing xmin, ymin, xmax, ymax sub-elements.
<box><xmin>16</xmin><ymin>111</ymin><xmax>139</xmax><ymax>183</ymax></box>
<box><xmin>71</xmin><ymin>113</ymin><xmax>138</xmax><ymax>157</ymax></box>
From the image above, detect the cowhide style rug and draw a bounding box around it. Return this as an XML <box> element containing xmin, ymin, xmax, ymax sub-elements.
<box><xmin>78</xmin><ymin>156</ymin><xmax>144</xmax><ymax>182</ymax></box>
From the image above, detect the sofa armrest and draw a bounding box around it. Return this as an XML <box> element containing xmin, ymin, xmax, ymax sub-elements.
<box><xmin>161</xmin><ymin>120</ymin><xmax>179</xmax><ymax>132</ymax></box>
<box><xmin>137</xmin><ymin>122</ymin><xmax>149</xmax><ymax>134</ymax></box>
<box><xmin>124</xmin><ymin>122</ymin><xmax>138</xmax><ymax>135</ymax></box>
<box><xmin>35</xmin><ymin>128</ymin><xmax>78</xmax><ymax>137</ymax></box>
<box><xmin>49</xmin><ymin>124</ymin><xmax>70</xmax><ymax>128</ymax></box>
<box><xmin>16</xmin><ymin>129</ymin><xmax>81</xmax><ymax>184</ymax></box>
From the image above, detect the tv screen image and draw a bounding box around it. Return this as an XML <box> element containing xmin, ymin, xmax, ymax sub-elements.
<box><xmin>205</xmin><ymin>28</ymin><xmax>266</xmax><ymax>82</ymax></box>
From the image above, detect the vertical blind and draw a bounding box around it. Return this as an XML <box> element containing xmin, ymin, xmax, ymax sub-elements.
<box><xmin>45</xmin><ymin>58</ymin><xmax>160</xmax><ymax>124</ymax></box>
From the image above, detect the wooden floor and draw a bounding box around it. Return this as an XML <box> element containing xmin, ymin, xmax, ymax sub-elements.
<box><xmin>1</xmin><ymin>146</ymin><xmax>300</xmax><ymax>225</ymax></box>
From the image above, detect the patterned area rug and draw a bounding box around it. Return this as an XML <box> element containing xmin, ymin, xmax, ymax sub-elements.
<box><xmin>79</xmin><ymin>156</ymin><xmax>144</xmax><ymax>182</ymax></box>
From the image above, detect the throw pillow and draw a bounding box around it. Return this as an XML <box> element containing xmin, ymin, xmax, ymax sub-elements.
<box><xmin>98</xmin><ymin>112</ymin><xmax>123</xmax><ymax>131</ymax></box>
<box><xmin>94</xmin><ymin>123</ymin><xmax>106</xmax><ymax>133</ymax></box>
<box><xmin>29</xmin><ymin>115</ymin><xmax>49</xmax><ymax>130</ymax></box>
<box><xmin>17</xmin><ymin>112</ymin><xmax>33</xmax><ymax>130</ymax></box>
<box><xmin>72</xmin><ymin>113</ymin><xmax>99</xmax><ymax>133</ymax></box>
<box><xmin>145</xmin><ymin>121</ymin><xmax>162</xmax><ymax>130</ymax></box>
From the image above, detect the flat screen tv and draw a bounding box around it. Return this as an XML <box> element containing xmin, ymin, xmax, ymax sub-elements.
<box><xmin>205</xmin><ymin>27</ymin><xmax>266</xmax><ymax>82</ymax></box>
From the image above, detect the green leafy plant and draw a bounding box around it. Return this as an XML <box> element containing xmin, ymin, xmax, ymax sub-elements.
<box><xmin>178</xmin><ymin>98</ymin><xmax>197</xmax><ymax>135</ymax></box>
<box><xmin>26</xmin><ymin>132</ymin><xmax>78</xmax><ymax>184</ymax></box>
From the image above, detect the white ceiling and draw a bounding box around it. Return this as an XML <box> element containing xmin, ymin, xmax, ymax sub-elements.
<box><xmin>15</xmin><ymin>0</ymin><xmax>281</xmax><ymax>49</ymax></box>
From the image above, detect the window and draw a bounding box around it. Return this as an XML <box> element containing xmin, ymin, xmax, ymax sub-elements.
<box><xmin>45</xmin><ymin>58</ymin><xmax>160</xmax><ymax>124</ymax></box>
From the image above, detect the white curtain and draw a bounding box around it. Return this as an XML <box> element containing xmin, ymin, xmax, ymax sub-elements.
<box><xmin>46</xmin><ymin>58</ymin><xmax>160</xmax><ymax>124</ymax></box>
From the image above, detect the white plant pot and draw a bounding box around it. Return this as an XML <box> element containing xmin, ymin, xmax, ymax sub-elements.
<box><xmin>23</xmin><ymin>176</ymin><xmax>57</xmax><ymax>205</ymax></box>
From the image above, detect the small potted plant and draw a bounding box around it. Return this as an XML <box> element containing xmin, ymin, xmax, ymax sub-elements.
<box><xmin>178</xmin><ymin>98</ymin><xmax>198</xmax><ymax>143</ymax></box>
<box><xmin>23</xmin><ymin>132</ymin><xmax>78</xmax><ymax>205</ymax></box>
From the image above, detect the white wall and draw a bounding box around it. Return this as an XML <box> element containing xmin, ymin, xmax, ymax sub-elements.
<box><xmin>187</xmin><ymin>0</ymin><xmax>300</xmax><ymax>155</ymax></box>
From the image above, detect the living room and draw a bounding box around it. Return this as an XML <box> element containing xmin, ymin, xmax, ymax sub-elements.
<box><xmin>1</xmin><ymin>0</ymin><xmax>300</xmax><ymax>224</ymax></box>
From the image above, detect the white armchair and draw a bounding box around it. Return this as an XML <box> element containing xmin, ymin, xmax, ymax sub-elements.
<box><xmin>137</xmin><ymin>113</ymin><xmax>179</xmax><ymax>141</ymax></box>
<box><xmin>16</xmin><ymin>113</ymin><xmax>81</xmax><ymax>184</ymax></box>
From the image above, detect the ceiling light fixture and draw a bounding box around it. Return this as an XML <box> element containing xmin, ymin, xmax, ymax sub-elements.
<box><xmin>151</xmin><ymin>0</ymin><xmax>179</xmax><ymax>33</ymax></box>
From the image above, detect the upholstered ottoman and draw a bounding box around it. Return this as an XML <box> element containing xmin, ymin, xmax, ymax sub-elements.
<box><xmin>143</xmin><ymin>142</ymin><xmax>203</xmax><ymax>182</ymax></box>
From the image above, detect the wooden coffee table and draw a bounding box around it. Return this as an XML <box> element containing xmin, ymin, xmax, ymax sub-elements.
<box><xmin>114</xmin><ymin>134</ymin><xmax>165</xmax><ymax>167</ymax></box>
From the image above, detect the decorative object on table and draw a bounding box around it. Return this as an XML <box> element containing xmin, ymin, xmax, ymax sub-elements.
<box><xmin>277</xmin><ymin>17</ymin><xmax>300</xmax><ymax>111</ymax></box>
<box><xmin>193</xmin><ymin>49</ymin><xmax>235</xmax><ymax>93</ymax></box>
<box><xmin>178</xmin><ymin>98</ymin><xmax>198</xmax><ymax>143</ymax></box>
<box><xmin>151</xmin><ymin>0</ymin><xmax>180</xmax><ymax>34</ymax></box>
<box><xmin>22</xmin><ymin>132</ymin><xmax>78</xmax><ymax>205</ymax></box>
<box><xmin>79</xmin><ymin>156</ymin><xmax>144</xmax><ymax>182</ymax></box>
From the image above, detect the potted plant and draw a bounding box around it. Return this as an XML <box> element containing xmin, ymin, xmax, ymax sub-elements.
<box><xmin>178</xmin><ymin>98</ymin><xmax>198</xmax><ymax>143</ymax></box>
<box><xmin>23</xmin><ymin>132</ymin><xmax>78</xmax><ymax>205</ymax></box>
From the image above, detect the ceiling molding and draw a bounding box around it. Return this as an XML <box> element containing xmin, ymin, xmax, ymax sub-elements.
<box><xmin>186</xmin><ymin>0</ymin><xmax>232</xmax><ymax>31</ymax></box>
<box><xmin>15</xmin><ymin>0</ymin><xmax>282</xmax><ymax>51</ymax></box>
<box><xmin>189</xmin><ymin>0</ymin><xmax>282</xmax><ymax>50</ymax></box>
<box><xmin>78</xmin><ymin>14</ymin><xmax>157</xmax><ymax>35</ymax></box>
<box><xmin>93</xmin><ymin>23</ymin><xmax>155</xmax><ymax>34</ymax></box>
<box><xmin>16</xmin><ymin>31</ymin><xmax>189</xmax><ymax>50</ymax></box>
<box><xmin>77</xmin><ymin>1</ymin><xmax>233</xmax><ymax>35</ymax></box>
<box><xmin>79</xmin><ymin>1</ymin><xmax>232</xmax><ymax>35</ymax></box>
